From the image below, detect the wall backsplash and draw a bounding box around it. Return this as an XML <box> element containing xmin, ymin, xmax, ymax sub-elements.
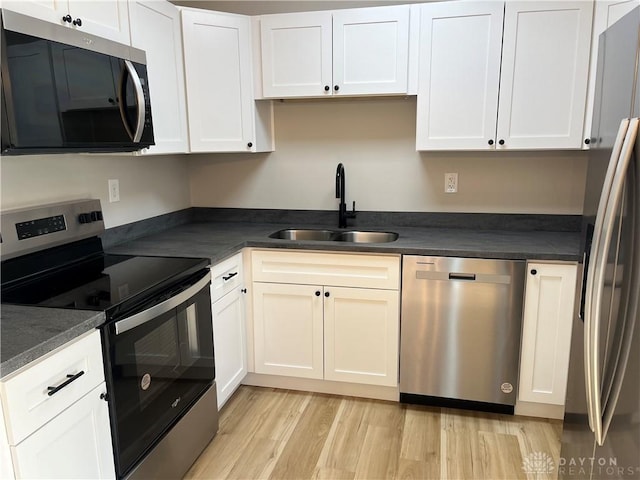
<box><xmin>1</xmin><ymin>153</ymin><xmax>190</xmax><ymax>228</ymax></box>
<box><xmin>189</xmin><ymin>97</ymin><xmax>588</xmax><ymax>215</ymax></box>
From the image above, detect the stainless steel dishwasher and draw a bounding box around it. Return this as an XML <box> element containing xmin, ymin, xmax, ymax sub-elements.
<box><xmin>400</xmin><ymin>256</ymin><xmax>525</xmax><ymax>413</ymax></box>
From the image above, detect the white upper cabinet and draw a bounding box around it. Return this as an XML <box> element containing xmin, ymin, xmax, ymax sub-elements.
<box><xmin>260</xmin><ymin>11</ymin><xmax>332</xmax><ymax>98</ymax></box>
<box><xmin>260</xmin><ymin>5</ymin><xmax>411</xmax><ymax>98</ymax></box>
<box><xmin>182</xmin><ymin>9</ymin><xmax>274</xmax><ymax>153</ymax></box>
<box><xmin>583</xmin><ymin>0</ymin><xmax>639</xmax><ymax>148</ymax></box>
<box><xmin>417</xmin><ymin>0</ymin><xmax>593</xmax><ymax>151</ymax></box>
<box><xmin>497</xmin><ymin>1</ymin><xmax>593</xmax><ymax>150</ymax></box>
<box><xmin>129</xmin><ymin>0</ymin><xmax>189</xmax><ymax>155</ymax></box>
<box><xmin>416</xmin><ymin>1</ymin><xmax>504</xmax><ymax>150</ymax></box>
<box><xmin>2</xmin><ymin>0</ymin><xmax>131</xmax><ymax>45</ymax></box>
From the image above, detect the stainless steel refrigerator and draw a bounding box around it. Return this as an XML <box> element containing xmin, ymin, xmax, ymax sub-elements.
<box><xmin>560</xmin><ymin>6</ymin><xmax>640</xmax><ymax>480</ymax></box>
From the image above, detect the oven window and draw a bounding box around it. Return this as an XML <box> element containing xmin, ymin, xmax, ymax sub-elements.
<box><xmin>107</xmin><ymin>281</ymin><xmax>214</xmax><ymax>477</ymax></box>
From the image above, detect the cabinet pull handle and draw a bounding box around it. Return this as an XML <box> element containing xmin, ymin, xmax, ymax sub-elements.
<box><xmin>47</xmin><ymin>371</ymin><xmax>85</xmax><ymax>396</ymax></box>
<box><xmin>531</xmin><ymin>269</ymin><xmax>538</xmax><ymax>275</ymax></box>
<box><xmin>584</xmin><ymin>138</ymin><xmax>591</xmax><ymax>145</ymax></box>
<box><xmin>334</xmin><ymin>85</ymin><xmax>340</xmax><ymax>91</ymax></box>
<box><xmin>325</xmin><ymin>291</ymin><xmax>330</xmax><ymax>297</ymax></box>
<box><xmin>498</xmin><ymin>139</ymin><xmax>505</xmax><ymax>145</ymax></box>
<box><xmin>223</xmin><ymin>272</ymin><xmax>238</xmax><ymax>281</ymax></box>
<box><xmin>72</xmin><ymin>18</ymin><xmax>82</xmax><ymax>27</ymax></box>
<box><xmin>315</xmin><ymin>291</ymin><xmax>321</xmax><ymax>296</ymax></box>
<box><xmin>247</xmin><ymin>142</ymin><xmax>253</xmax><ymax>148</ymax></box>
<box><xmin>324</xmin><ymin>85</ymin><xmax>330</xmax><ymax>92</ymax></box>
<box><xmin>62</xmin><ymin>14</ymin><xmax>72</xmax><ymax>23</ymax></box>
<box><xmin>488</xmin><ymin>139</ymin><xmax>494</xmax><ymax>146</ymax></box>
<box><xmin>241</xmin><ymin>288</ymin><xmax>247</xmax><ymax>294</ymax></box>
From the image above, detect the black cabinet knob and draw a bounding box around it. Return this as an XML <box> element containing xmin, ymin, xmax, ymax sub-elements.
<box><xmin>334</xmin><ymin>85</ymin><xmax>339</xmax><ymax>91</ymax></box>
<box><xmin>498</xmin><ymin>139</ymin><xmax>505</xmax><ymax>145</ymax></box>
<box><xmin>100</xmin><ymin>392</ymin><xmax>109</xmax><ymax>401</ymax></box>
<box><xmin>488</xmin><ymin>139</ymin><xmax>494</xmax><ymax>146</ymax></box>
<box><xmin>241</xmin><ymin>288</ymin><xmax>247</xmax><ymax>294</ymax></box>
<box><xmin>584</xmin><ymin>138</ymin><xmax>590</xmax><ymax>145</ymax></box>
<box><xmin>531</xmin><ymin>269</ymin><xmax>537</xmax><ymax>276</ymax></box>
<box><xmin>324</xmin><ymin>291</ymin><xmax>330</xmax><ymax>297</ymax></box>
<box><xmin>62</xmin><ymin>14</ymin><xmax>72</xmax><ymax>23</ymax></box>
<box><xmin>324</xmin><ymin>85</ymin><xmax>330</xmax><ymax>92</ymax></box>
<box><xmin>73</xmin><ymin>18</ymin><xmax>82</xmax><ymax>26</ymax></box>
<box><xmin>315</xmin><ymin>291</ymin><xmax>321</xmax><ymax>296</ymax></box>
<box><xmin>247</xmin><ymin>142</ymin><xmax>253</xmax><ymax>148</ymax></box>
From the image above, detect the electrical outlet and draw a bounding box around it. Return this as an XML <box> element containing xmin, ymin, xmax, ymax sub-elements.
<box><xmin>108</xmin><ymin>179</ymin><xmax>120</xmax><ymax>203</ymax></box>
<box><xmin>445</xmin><ymin>173</ymin><xmax>458</xmax><ymax>193</ymax></box>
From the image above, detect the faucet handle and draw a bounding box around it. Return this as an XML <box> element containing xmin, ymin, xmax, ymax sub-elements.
<box><xmin>347</xmin><ymin>201</ymin><xmax>357</xmax><ymax>219</ymax></box>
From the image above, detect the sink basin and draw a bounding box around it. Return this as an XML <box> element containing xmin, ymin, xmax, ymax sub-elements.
<box><xmin>268</xmin><ymin>229</ymin><xmax>336</xmax><ymax>241</ymax></box>
<box><xmin>268</xmin><ymin>229</ymin><xmax>399</xmax><ymax>243</ymax></box>
<box><xmin>333</xmin><ymin>231</ymin><xmax>399</xmax><ymax>243</ymax></box>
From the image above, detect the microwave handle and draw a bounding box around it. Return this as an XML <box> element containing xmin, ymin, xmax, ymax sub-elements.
<box><xmin>114</xmin><ymin>272</ymin><xmax>211</xmax><ymax>335</ymax></box>
<box><xmin>117</xmin><ymin>60</ymin><xmax>146</xmax><ymax>143</ymax></box>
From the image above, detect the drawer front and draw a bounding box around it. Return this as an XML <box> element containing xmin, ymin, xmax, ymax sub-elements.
<box><xmin>1</xmin><ymin>331</ymin><xmax>105</xmax><ymax>445</ymax></box>
<box><xmin>211</xmin><ymin>252</ymin><xmax>244</xmax><ymax>302</ymax></box>
<box><xmin>251</xmin><ymin>250</ymin><xmax>400</xmax><ymax>290</ymax></box>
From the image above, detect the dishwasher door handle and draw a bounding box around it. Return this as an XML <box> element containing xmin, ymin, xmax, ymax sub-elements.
<box><xmin>449</xmin><ymin>273</ymin><xmax>476</xmax><ymax>281</ymax></box>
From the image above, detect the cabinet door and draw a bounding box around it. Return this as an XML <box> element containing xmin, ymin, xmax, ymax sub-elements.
<box><xmin>182</xmin><ymin>10</ymin><xmax>254</xmax><ymax>152</ymax></box>
<box><xmin>260</xmin><ymin>11</ymin><xmax>332</xmax><ymax>98</ymax></box>
<box><xmin>1</xmin><ymin>0</ymin><xmax>62</xmax><ymax>25</ymax></box>
<box><xmin>1</xmin><ymin>0</ymin><xmax>130</xmax><ymax>45</ymax></box>
<box><xmin>324</xmin><ymin>287</ymin><xmax>399</xmax><ymax>386</ymax></box>
<box><xmin>583</xmin><ymin>0</ymin><xmax>638</xmax><ymax>148</ymax></box>
<box><xmin>253</xmin><ymin>282</ymin><xmax>324</xmax><ymax>379</ymax></box>
<box><xmin>129</xmin><ymin>0</ymin><xmax>189</xmax><ymax>154</ymax></box>
<box><xmin>416</xmin><ymin>1</ymin><xmax>504</xmax><ymax>150</ymax></box>
<box><xmin>11</xmin><ymin>383</ymin><xmax>115</xmax><ymax>479</ymax></box>
<box><xmin>67</xmin><ymin>0</ymin><xmax>130</xmax><ymax>45</ymax></box>
<box><xmin>212</xmin><ymin>287</ymin><xmax>247</xmax><ymax>409</ymax></box>
<box><xmin>496</xmin><ymin>1</ymin><xmax>593</xmax><ymax>150</ymax></box>
<box><xmin>519</xmin><ymin>263</ymin><xmax>578</xmax><ymax>405</ymax></box>
<box><xmin>332</xmin><ymin>6</ymin><xmax>410</xmax><ymax>96</ymax></box>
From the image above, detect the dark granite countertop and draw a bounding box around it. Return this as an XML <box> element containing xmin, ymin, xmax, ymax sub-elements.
<box><xmin>0</xmin><ymin>305</ymin><xmax>105</xmax><ymax>379</ymax></box>
<box><xmin>105</xmin><ymin>221</ymin><xmax>582</xmax><ymax>263</ymax></box>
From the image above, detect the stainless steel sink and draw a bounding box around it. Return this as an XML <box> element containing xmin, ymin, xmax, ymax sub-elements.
<box><xmin>268</xmin><ymin>228</ymin><xmax>398</xmax><ymax>243</ymax></box>
<box><xmin>268</xmin><ymin>229</ymin><xmax>336</xmax><ymax>241</ymax></box>
<box><xmin>333</xmin><ymin>231</ymin><xmax>399</xmax><ymax>243</ymax></box>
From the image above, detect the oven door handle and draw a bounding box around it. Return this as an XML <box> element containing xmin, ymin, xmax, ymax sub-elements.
<box><xmin>114</xmin><ymin>272</ymin><xmax>211</xmax><ymax>335</ymax></box>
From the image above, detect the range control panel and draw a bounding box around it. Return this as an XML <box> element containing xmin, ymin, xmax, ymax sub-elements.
<box><xmin>1</xmin><ymin>199</ymin><xmax>105</xmax><ymax>261</ymax></box>
<box><xmin>16</xmin><ymin>215</ymin><xmax>67</xmax><ymax>240</ymax></box>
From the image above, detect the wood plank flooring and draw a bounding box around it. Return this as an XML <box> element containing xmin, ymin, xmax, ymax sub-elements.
<box><xmin>184</xmin><ymin>386</ymin><xmax>562</xmax><ymax>480</ymax></box>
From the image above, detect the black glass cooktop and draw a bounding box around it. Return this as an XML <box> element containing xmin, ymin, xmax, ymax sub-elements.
<box><xmin>1</xmin><ymin>253</ymin><xmax>208</xmax><ymax>314</ymax></box>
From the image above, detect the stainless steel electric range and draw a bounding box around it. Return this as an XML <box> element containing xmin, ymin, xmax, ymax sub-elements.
<box><xmin>1</xmin><ymin>199</ymin><xmax>219</xmax><ymax>479</ymax></box>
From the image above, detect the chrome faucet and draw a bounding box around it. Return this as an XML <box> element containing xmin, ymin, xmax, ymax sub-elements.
<box><xmin>335</xmin><ymin>163</ymin><xmax>356</xmax><ymax>228</ymax></box>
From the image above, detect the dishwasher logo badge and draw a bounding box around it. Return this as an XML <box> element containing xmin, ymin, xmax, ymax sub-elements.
<box><xmin>140</xmin><ymin>373</ymin><xmax>151</xmax><ymax>391</ymax></box>
<box><xmin>501</xmin><ymin>382</ymin><xmax>513</xmax><ymax>394</ymax></box>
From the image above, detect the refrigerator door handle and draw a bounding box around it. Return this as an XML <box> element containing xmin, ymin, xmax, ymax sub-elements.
<box><xmin>587</xmin><ymin>117</ymin><xmax>639</xmax><ymax>446</ymax></box>
<box><xmin>584</xmin><ymin>119</ymin><xmax>630</xmax><ymax>434</ymax></box>
<box><xmin>601</xmin><ymin>148</ymin><xmax>640</xmax><ymax>445</ymax></box>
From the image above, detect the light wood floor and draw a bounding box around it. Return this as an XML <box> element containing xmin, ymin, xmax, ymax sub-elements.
<box><xmin>184</xmin><ymin>386</ymin><xmax>562</xmax><ymax>480</ymax></box>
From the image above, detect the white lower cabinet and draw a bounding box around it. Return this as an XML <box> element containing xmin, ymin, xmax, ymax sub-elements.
<box><xmin>0</xmin><ymin>331</ymin><xmax>115</xmax><ymax>479</ymax></box>
<box><xmin>251</xmin><ymin>250</ymin><xmax>400</xmax><ymax>387</ymax></box>
<box><xmin>324</xmin><ymin>286</ymin><xmax>399</xmax><ymax>386</ymax></box>
<box><xmin>518</xmin><ymin>262</ymin><xmax>578</xmax><ymax>406</ymax></box>
<box><xmin>211</xmin><ymin>253</ymin><xmax>247</xmax><ymax>409</ymax></box>
<box><xmin>253</xmin><ymin>282</ymin><xmax>324</xmax><ymax>379</ymax></box>
<box><xmin>11</xmin><ymin>383</ymin><xmax>114</xmax><ymax>479</ymax></box>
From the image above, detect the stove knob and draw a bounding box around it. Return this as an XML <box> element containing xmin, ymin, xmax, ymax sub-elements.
<box><xmin>90</xmin><ymin>211</ymin><xmax>103</xmax><ymax>221</ymax></box>
<box><xmin>78</xmin><ymin>213</ymin><xmax>92</xmax><ymax>224</ymax></box>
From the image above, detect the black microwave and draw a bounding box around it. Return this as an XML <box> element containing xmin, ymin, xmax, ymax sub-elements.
<box><xmin>1</xmin><ymin>10</ymin><xmax>154</xmax><ymax>155</ymax></box>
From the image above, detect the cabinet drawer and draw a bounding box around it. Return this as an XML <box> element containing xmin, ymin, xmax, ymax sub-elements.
<box><xmin>0</xmin><ymin>331</ymin><xmax>105</xmax><ymax>445</ymax></box>
<box><xmin>252</xmin><ymin>250</ymin><xmax>400</xmax><ymax>290</ymax></box>
<box><xmin>211</xmin><ymin>252</ymin><xmax>244</xmax><ymax>302</ymax></box>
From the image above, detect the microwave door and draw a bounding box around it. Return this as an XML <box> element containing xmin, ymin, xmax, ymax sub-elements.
<box><xmin>118</xmin><ymin>60</ymin><xmax>145</xmax><ymax>143</ymax></box>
